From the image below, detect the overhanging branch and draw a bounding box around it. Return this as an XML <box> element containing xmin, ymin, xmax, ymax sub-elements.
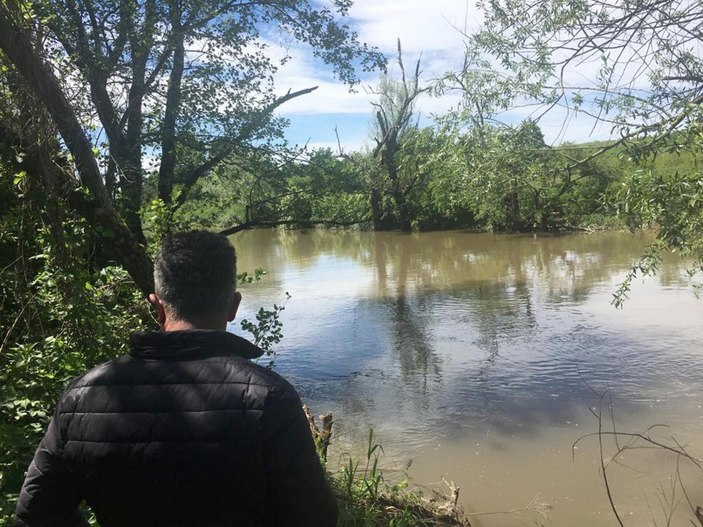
<box><xmin>173</xmin><ymin>85</ymin><xmax>319</xmax><ymax>209</ymax></box>
<box><xmin>218</xmin><ymin>217</ymin><xmax>368</xmax><ymax>237</ymax></box>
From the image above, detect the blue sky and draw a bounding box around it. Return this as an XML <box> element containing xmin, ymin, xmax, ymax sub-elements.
<box><xmin>266</xmin><ymin>0</ymin><xmax>617</xmax><ymax>153</ymax></box>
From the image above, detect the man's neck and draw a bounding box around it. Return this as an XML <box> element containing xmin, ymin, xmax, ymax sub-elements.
<box><xmin>162</xmin><ymin>319</ymin><xmax>226</xmax><ymax>332</ymax></box>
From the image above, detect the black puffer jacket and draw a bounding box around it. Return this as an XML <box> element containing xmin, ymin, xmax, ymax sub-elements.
<box><xmin>15</xmin><ymin>330</ymin><xmax>337</xmax><ymax>527</ymax></box>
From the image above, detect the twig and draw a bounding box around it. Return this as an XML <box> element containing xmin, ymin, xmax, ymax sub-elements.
<box><xmin>595</xmin><ymin>395</ymin><xmax>626</xmax><ymax>527</ymax></box>
<box><xmin>575</xmin><ymin>386</ymin><xmax>703</xmax><ymax>527</ymax></box>
<box><xmin>466</xmin><ymin>494</ymin><xmax>552</xmax><ymax>518</ymax></box>
<box><xmin>574</xmin><ymin>431</ymin><xmax>703</xmax><ymax>467</ymax></box>
<box><xmin>0</xmin><ymin>293</ymin><xmax>35</xmax><ymax>355</ymax></box>
<box><xmin>334</xmin><ymin>126</ymin><xmax>349</xmax><ymax>160</ymax></box>
<box><xmin>441</xmin><ymin>476</ymin><xmax>460</xmax><ymax>512</ymax></box>
<box><xmin>0</xmin><ymin>255</ymin><xmax>21</xmax><ymax>275</ymax></box>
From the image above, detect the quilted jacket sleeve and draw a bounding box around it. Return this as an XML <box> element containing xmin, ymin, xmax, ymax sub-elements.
<box><xmin>262</xmin><ymin>379</ymin><xmax>337</xmax><ymax>527</ymax></box>
<box><xmin>14</xmin><ymin>404</ymin><xmax>87</xmax><ymax>527</ymax></box>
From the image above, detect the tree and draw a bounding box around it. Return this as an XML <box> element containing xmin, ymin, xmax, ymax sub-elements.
<box><xmin>445</xmin><ymin>0</ymin><xmax>703</xmax><ymax>147</ymax></box>
<box><xmin>439</xmin><ymin>120</ymin><xmax>568</xmax><ymax>231</ymax></box>
<box><xmin>274</xmin><ymin>148</ymin><xmax>369</xmax><ymax>227</ymax></box>
<box><xmin>0</xmin><ymin>0</ymin><xmax>384</xmax><ymax>294</ymax></box>
<box><xmin>441</xmin><ymin>0</ymin><xmax>703</xmax><ymax>272</ymax></box>
<box><xmin>464</xmin><ymin>121</ymin><xmax>550</xmax><ymax>231</ymax></box>
<box><xmin>369</xmin><ymin>40</ymin><xmax>428</xmax><ymax>231</ymax></box>
<box><xmin>174</xmin><ymin>147</ymin><xmax>369</xmax><ymax>234</ymax></box>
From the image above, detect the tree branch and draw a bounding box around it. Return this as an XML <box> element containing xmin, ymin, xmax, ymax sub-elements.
<box><xmin>0</xmin><ymin>5</ymin><xmax>154</xmax><ymax>295</ymax></box>
<box><xmin>173</xmin><ymin>85</ymin><xmax>319</xmax><ymax>209</ymax></box>
<box><xmin>218</xmin><ymin>217</ymin><xmax>368</xmax><ymax>237</ymax></box>
<box><xmin>158</xmin><ymin>0</ymin><xmax>185</xmax><ymax>203</ymax></box>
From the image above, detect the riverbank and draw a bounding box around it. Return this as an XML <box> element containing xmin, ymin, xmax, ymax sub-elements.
<box><xmin>305</xmin><ymin>405</ymin><xmax>470</xmax><ymax>526</ymax></box>
<box><xmin>331</xmin><ymin>463</ymin><xmax>470</xmax><ymax>527</ymax></box>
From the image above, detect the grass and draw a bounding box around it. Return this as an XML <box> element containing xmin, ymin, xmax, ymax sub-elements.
<box><xmin>328</xmin><ymin>430</ymin><xmax>470</xmax><ymax>527</ymax></box>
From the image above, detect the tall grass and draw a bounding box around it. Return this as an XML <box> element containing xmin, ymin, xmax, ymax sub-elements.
<box><xmin>329</xmin><ymin>430</ymin><xmax>469</xmax><ymax>527</ymax></box>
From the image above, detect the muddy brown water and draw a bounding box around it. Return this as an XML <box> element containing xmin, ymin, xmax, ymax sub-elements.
<box><xmin>230</xmin><ymin>229</ymin><xmax>703</xmax><ymax>526</ymax></box>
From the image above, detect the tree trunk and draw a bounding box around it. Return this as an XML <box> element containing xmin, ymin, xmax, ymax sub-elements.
<box><xmin>121</xmin><ymin>51</ymin><xmax>148</xmax><ymax>245</ymax></box>
<box><xmin>158</xmin><ymin>6</ymin><xmax>185</xmax><ymax>204</ymax></box>
<box><xmin>504</xmin><ymin>188</ymin><xmax>521</xmax><ymax>231</ymax></box>
<box><xmin>392</xmin><ymin>189</ymin><xmax>411</xmax><ymax>231</ymax></box>
<box><xmin>0</xmin><ymin>7</ymin><xmax>154</xmax><ymax>295</ymax></box>
<box><xmin>370</xmin><ymin>188</ymin><xmax>383</xmax><ymax>231</ymax></box>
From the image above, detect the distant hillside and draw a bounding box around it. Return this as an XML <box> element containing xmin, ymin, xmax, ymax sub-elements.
<box><xmin>557</xmin><ymin>138</ymin><xmax>702</xmax><ymax>176</ymax></box>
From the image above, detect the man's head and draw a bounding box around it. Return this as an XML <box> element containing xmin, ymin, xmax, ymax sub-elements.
<box><xmin>149</xmin><ymin>230</ymin><xmax>241</xmax><ymax>331</ymax></box>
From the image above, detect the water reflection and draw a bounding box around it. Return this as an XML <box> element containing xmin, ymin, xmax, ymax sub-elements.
<box><xmin>234</xmin><ymin>229</ymin><xmax>679</xmax><ymax>299</ymax></box>
<box><xmin>374</xmin><ymin>234</ymin><xmax>442</xmax><ymax>392</ymax></box>
<box><xmin>233</xmin><ymin>228</ymin><xmax>701</xmax><ymax>428</ymax></box>
<box><xmin>231</xmin><ymin>228</ymin><xmax>703</xmax><ymax>525</ymax></box>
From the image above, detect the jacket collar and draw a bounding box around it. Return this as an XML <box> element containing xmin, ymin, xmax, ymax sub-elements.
<box><xmin>129</xmin><ymin>330</ymin><xmax>264</xmax><ymax>360</ymax></box>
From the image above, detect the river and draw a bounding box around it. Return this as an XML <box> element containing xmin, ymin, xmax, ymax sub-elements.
<box><xmin>230</xmin><ymin>229</ymin><xmax>703</xmax><ymax>526</ymax></box>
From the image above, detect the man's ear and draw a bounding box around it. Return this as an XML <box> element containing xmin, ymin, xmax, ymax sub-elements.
<box><xmin>148</xmin><ymin>293</ymin><xmax>167</xmax><ymax>329</ymax></box>
<box><xmin>228</xmin><ymin>291</ymin><xmax>242</xmax><ymax>322</ymax></box>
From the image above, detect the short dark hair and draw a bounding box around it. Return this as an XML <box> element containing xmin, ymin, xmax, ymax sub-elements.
<box><xmin>154</xmin><ymin>230</ymin><xmax>237</xmax><ymax>320</ymax></box>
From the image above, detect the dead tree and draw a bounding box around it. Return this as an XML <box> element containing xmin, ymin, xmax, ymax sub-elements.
<box><xmin>370</xmin><ymin>40</ymin><xmax>428</xmax><ymax>231</ymax></box>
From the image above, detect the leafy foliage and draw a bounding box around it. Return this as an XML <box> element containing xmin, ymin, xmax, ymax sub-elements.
<box><xmin>610</xmin><ymin>168</ymin><xmax>703</xmax><ymax>306</ymax></box>
<box><xmin>435</xmin><ymin>0</ymin><xmax>703</xmax><ymax>279</ymax></box>
<box><xmin>0</xmin><ymin>0</ymin><xmax>385</xmax><ymax>294</ymax></box>
<box><xmin>443</xmin><ymin>0</ymin><xmax>703</xmax><ymax>142</ymax></box>
<box><xmin>0</xmin><ymin>179</ymin><xmax>150</xmax><ymax>524</ymax></box>
<box><xmin>237</xmin><ymin>267</ymin><xmax>290</xmax><ymax>368</ymax></box>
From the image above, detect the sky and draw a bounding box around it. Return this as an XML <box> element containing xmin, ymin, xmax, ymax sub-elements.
<box><xmin>267</xmin><ymin>0</ymin><xmax>617</xmax><ymax>153</ymax></box>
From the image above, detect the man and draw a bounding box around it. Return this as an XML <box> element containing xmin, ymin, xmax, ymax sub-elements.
<box><xmin>15</xmin><ymin>230</ymin><xmax>337</xmax><ymax>526</ymax></box>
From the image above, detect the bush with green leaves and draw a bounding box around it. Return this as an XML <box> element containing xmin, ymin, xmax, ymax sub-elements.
<box><xmin>610</xmin><ymin>168</ymin><xmax>703</xmax><ymax>307</ymax></box>
<box><xmin>0</xmin><ymin>181</ymin><xmax>150</xmax><ymax>523</ymax></box>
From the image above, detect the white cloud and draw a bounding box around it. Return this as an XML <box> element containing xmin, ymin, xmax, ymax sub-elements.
<box><xmin>262</xmin><ymin>1</ymin><xmax>625</xmax><ymax>149</ymax></box>
<box><xmin>348</xmin><ymin>0</ymin><xmax>479</xmax><ymax>55</ymax></box>
<box><xmin>269</xmin><ymin>39</ymin><xmax>464</xmax><ymax>118</ymax></box>
<box><xmin>275</xmin><ymin>78</ymin><xmax>374</xmax><ymax>115</ymax></box>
